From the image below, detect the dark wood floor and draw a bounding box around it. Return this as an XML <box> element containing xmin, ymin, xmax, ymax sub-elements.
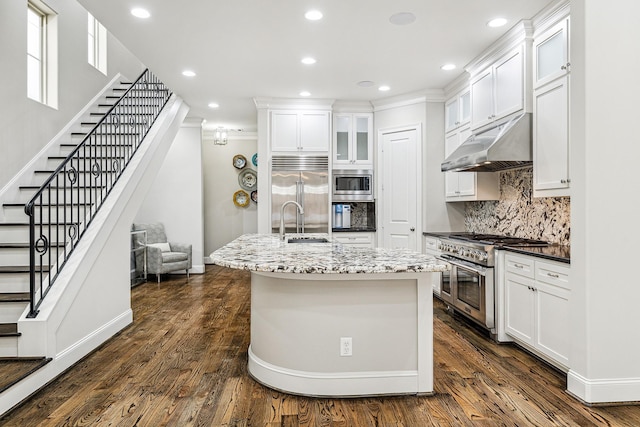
<box><xmin>2</xmin><ymin>265</ymin><xmax>639</xmax><ymax>426</ymax></box>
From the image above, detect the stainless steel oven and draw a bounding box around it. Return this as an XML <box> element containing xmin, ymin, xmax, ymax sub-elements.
<box><xmin>332</xmin><ymin>170</ymin><xmax>373</xmax><ymax>201</ymax></box>
<box><xmin>440</xmin><ymin>254</ymin><xmax>495</xmax><ymax>330</ymax></box>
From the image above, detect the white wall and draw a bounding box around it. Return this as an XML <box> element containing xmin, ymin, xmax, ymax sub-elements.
<box><xmin>568</xmin><ymin>0</ymin><xmax>640</xmax><ymax>403</ymax></box>
<box><xmin>134</xmin><ymin>119</ymin><xmax>205</xmax><ymax>273</ymax></box>
<box><xmin>202</xmin><ymin>133</ymin><xmax>258</xmax><ymax>257</ymax></box>
<box><xmin>0</xmin><ymin>0</ymin><xmax>144</xmax><ymax>189</ymax></box>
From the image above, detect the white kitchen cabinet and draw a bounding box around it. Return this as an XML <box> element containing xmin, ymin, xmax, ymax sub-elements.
<box><xmin>333</xmin><ymin>113</ymin><xmax>373</xmax><ymax>168</ymax></box>
<box><xmin>444</xmin><ymin>126</ymin><xmax>499</xmax><ymax>202</ymax></box>
<box><xmin>333</xmin><ymin>232</ymin><xmax>375</xmax><ymax>248</ymax></box>
<box><xmin>533</xmin><ymin>17</ymin><xmax>570</xmax><ymax>89</ymax></box>
<box><xmin>271</xmin><ymin>110</ymin><xmax>330</xmax><ymax>153</ymax></box>
<box><xmin>504</xmin><ymin>253</ymin><xmax>570</xmax><ymax>369</ymax></box>
<box><xmin>470</xmin><ymin>46</ymin><xmax>524</xmax><ymax>130</ymax></box>
<box><xmin>444</xmin><ymin>89</ymin><xmax>470</xmax><ymax>133</ymax></box>
<box><xmin>423</xmin><ymin>235</ymin><xmax>442</xmax><ymax>296</ymax></box>
<box><xmin>533</xmin><ymin>11</ymin><xmax>571</xmax><ymax>198</ymax></box>
<box><xmin>533</xmin><ymin>75</ymin><xmax>570</xmax><ymax>197</ymax></box>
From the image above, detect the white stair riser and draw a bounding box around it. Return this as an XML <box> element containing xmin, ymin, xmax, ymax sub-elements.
<box><xmin>46</xmin><ymin>157</ymin><xmax>126</xmax><ymax>172</ymax></box>
<box><xmin>17</xmin><ymin>187</ymin><xmax>107</xmax><ymax>204</ymax></box>
<box><xmin>0</xmin><ymin>225</ymin><xmax>74</xmax><ymax>243</ymax></box>
<box><xmin>0</xmin><ymin>302</ymin><xmax>28</xmax><ymax>323</ymax></box>
<box><xmin>3</xmin><ymin>205</ymin><xmax>94</xmax><ymax>222</ymax></box>
<box><xmin>0</xmin><ymin>248</ymin><xmax>32</xmax><ymax>265</ymax></box>
<box><xmin>0</xmin><ymin>336</ymin><xmax>18</xmax><ymax>358</ymax></box>
<box><xmin>58</xmin><ymin>145</ymin><xmax>137</xmax><ymax>157</ymax></box>
<box><xmin>27</xmin><ymin>173</ymin><xmax>102</xmax><ymax>188</ymax></box>
<box><xmin>0</xmin><ymin>273</ymin><xmax>30</xmax><ymax>292</ymax></box>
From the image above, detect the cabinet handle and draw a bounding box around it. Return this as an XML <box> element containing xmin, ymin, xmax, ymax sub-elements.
<box><xmin>547</xmin><ymin>272</ymin><xmax>559</xmax><ymax>278</ymax></box>
<box><xmin>561</xmin><ymin>62</ymin><xmax>571</xmax><ymax>71</ymax></box>
<box><xmin>567</xmin><ymin>178</ymin><xmax>571</xmax><ymax>183</ymax></box>
<box><xmin>514</xmin><ymin>263</ymin><xmax>524</xmax><ymax>269</ymax></box>
<box><xmin>410</xmin><ymin>227</ymin><xmax>415</xmax><ymax>232</ymax></box>
<box><xmin>488</xmin><ymin>115</ymin><xmax>492</xmax><ymax>120</ymax></box>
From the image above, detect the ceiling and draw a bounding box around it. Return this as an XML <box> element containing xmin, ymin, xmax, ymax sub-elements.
<box><xmin>78</xmin><ymin>0</ymin><xmax>555</xmax><ymax>133</ymax></box>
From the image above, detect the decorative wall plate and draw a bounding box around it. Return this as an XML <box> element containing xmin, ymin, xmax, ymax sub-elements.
<box><xmin>233</xmin><ymin>154</ymin><xmax>247</xmax><ymax>169</ymax></box>
<box><xmin>252</xmin><ymin>153</ymin><xmax>258</xmax><ymax>167</ymax></box>
<box><xmin>238</xmin><ymin>168</ymin><xmax>257</xmax><ymax>190</ymax></box>
<box><xmin>251</xmin><ymin>190</ymin><xmax>258</xmax><ymax>203</ymax></box>
<box><xmin>233</xmin><ymin>190</ymin><xmax>250</xmax><ymax>207</ymax></box>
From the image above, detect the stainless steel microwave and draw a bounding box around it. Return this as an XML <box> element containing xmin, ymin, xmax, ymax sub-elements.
<box><xmin>332</xmin><ymin>170</ymin><xmax>374</xmax><ymax>201</ymax></box>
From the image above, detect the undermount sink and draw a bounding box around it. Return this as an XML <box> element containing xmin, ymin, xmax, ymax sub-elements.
<box><xmin>287</xmin><ymin>237</ymin><xmax>329</xmax><ymax>244</ymax></box>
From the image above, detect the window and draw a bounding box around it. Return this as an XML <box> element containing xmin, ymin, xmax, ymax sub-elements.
<box><xmin>27</xmin><ymin>1</ymin><xmax>57</xmax><ymax>107</ymax></box>
<box><xmin>88</xmin><ymin>13</ymin><xmax>107</xmax><ymax>74</ymax></box>
<box><xmin>27</xmin><ymin>4</ymin><xmax>45</xmax><ymax>102</ymax></box>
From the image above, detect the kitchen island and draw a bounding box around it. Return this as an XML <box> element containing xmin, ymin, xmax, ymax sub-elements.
<box><xmin>210</xmin><ymin>234</ymin><xmax>449</xmax><ymax>397</ymax></box>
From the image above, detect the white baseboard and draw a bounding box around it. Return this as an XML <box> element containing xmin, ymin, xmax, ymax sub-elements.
<box><xmin>248</xmin><ymin>346</ymin><xmax>419</xmax><ymax>397</ymax></box>
<box><xmin>567</xmin><ymin>369</ymin><xmax>640</xmax><ymax>404</ymax></box>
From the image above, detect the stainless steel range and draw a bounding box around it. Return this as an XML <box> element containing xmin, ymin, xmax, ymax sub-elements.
<box><xmin>435</xmin><ymin>233</ymin><xmax>548</xmax><ymax>334</ymax></box>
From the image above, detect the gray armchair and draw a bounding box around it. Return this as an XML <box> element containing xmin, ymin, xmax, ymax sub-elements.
<box><xmin>132</xmin><ymin>223</ymin><xmax>192</xmax><ymax>283</ymax></box>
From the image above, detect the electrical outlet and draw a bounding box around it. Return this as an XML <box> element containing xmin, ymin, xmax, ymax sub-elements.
<box><xmin>340</xmin><ymin>337</ymin><xmax>352</xmax><ymax>356</ymax></box>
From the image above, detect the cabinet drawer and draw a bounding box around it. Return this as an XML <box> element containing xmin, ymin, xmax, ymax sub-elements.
<box><xmin>536</xmin><ymin>260</ymin><xmax>570</xmax><ymax>290</ymax></box>
<box><xmin>334</xmin><ymin>233</ymin><xmax>373</xmax><ymax>247</ymax></box>
<box><xmin>505</xmin><ymin>254</ymin><xmax>535</xmax><ymax>278</ymax></box>
<box><xmin>424</xmin><ymin>237</ymin><xmax>439</xmax><ymax>253</ymax></box>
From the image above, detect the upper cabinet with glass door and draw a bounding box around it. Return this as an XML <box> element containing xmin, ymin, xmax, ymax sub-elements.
<box><xmin>533</xmin><ymin>16</ymin><xmax>570</xmax><ymax>89</ymax></box>
<box><xmin>333</xmin><ymin>113</ymin><xmax>373</xmax><ymax>169</ymax></box>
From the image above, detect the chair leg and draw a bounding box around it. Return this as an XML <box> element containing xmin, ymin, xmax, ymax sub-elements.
<box><xmin>157</xmin><ymin>274</ymin><xmax>161</xmax><ymax>283</ymax></box>
<box><xmin>186</xmin><ymin>269</ymin><xmax>190</xmax><ymax>281</ymax></box>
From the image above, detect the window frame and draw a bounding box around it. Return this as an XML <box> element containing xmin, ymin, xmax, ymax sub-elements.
<box><xmin>27</xmin><ymin>3</ymin><xmax>47</xmax><ymax>103</ymax></box>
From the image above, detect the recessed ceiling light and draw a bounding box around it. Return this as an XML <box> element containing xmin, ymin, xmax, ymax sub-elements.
<box><xmin>182</xmin><ymin>70</ymin><xmax>196</xmax><ymax>77</ymax></box>
<box><xmin>389</xmin><ymin>12</ymin><xmax>416</xmax><ymax>26</ymax></box>
<box><xmin>357</xmin><ymin>80</ymin><xmax>375</xmax><ymax>88</ymax></box>
<box><xmin>301</xmin><ymin>57</ymin><xmax>316</xmax><ymax>65</ymax></box>
<box><xmin>487</xmin><ymin>18</ymin><xmax>507</xmax><ymax>28</ymax></box>
<box><xmin>208</xmin><ymin>102</ymin><xmax>219</xmax><ymax>109</ymax></box>
<box><xmin>300</xmin><ymin>91</ymin><xmax>311</xmax><ymax>97</ymax></box>
<box><xmin>305</xmin><ymin>10</ymin><xmax>323</xmax><ymax>21</ymax></box>
<box><xmin>441</xmin><ymin>64</ymin><xmax>457</xmax><ymax>71</ymax></box>
<box><xmin>131</xmin><ymin>8</ymin><xmax>150</xmax><ymax>19</ymax></box>
<box><xmin>378</xmin><ymin>85</ymin><xmax>390</xmax><ymax>92</ymax></box>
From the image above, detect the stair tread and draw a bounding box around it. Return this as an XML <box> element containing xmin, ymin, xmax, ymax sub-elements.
<box><xmin>48</xmin><ymin>155</ymin><xmax>127</xmax><ymax>160</ymax></box>
<box><xmin>0</xmin><ymin>357</ymin><xmax>52</xmax><ymax>394</ymax></box>
<box><xmin>19</xmin><ymin>185</ymin><xmax>105</xmax><ymax>190</ymax></box>
<box><xmin>0</xmin><ymin>242</ymin><xmax>67</xmax><ymax>249</ymax></box>
<box><xmin>0</xmin><ymin>293</ymin><xmax>30</xmax><ymax>302</ymax></box>
<box><xmin>35</xmin><ymin>169</ymin><xmax>119</xmax><ymax>174</ymax></box>
<box><xmin>60</xmin><ymin>143</ymin><xmax>134</xmax><ymax>147</ymax></box>
<box><xmin>4</xmin><ymin>202</ymin><xmax>93</xmax><ymax>207</ymax></box>
<box><xmin>0</xmin><ymin>266</ymin><xmax>50</xmax><ymax>273</ymax></box>
<box><xmin>0</xmin><ymin>221</ymin><xmax>79</xmax><ymax>226</ymax></box>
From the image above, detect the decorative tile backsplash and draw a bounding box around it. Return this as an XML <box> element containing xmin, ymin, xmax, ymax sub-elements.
<box><xmin>465</xmin><ymin>167</ymin><xmax>570</xmax><ymax>245</ymax></box>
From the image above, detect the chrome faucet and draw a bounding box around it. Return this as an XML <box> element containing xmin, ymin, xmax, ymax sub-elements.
<box><xmin>280</xmin><ymin>200</ymin><xmax>304</xmax><ymax>240</ymax></box>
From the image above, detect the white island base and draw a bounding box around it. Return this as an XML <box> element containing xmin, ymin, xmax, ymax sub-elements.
<box><xmin>248</xmin><ymin>271</ymin><xmax>434</xmax><ymax>397</ymax></box>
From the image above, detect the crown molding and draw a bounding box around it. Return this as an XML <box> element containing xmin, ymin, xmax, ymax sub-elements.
<box><xmin>253</xmin><ymin>97</ymin><xmax>335</xmax><ymax>110</ymax></box>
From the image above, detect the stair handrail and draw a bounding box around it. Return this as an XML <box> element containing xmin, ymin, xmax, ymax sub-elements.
<box><xmin>24</xmin><ymin>68</ymin><xmax>172</xmax><ymax>317</ymax></box>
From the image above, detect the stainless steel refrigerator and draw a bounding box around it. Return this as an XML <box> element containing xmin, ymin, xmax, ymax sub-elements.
<box><xmin>271</xmin><ymin>156</ymin><xmax>329</xmax><ymax>234</ymax></box>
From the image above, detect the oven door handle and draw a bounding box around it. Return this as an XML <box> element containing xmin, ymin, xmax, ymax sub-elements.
<box><xmin>438</xmin><ymin>255</ymin><xmax>488</xmax><ymax>277</ymax></box>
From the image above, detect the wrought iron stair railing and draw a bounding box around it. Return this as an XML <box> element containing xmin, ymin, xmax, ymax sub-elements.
<box><xmin>24</xmin><ymin>69</ymin><xmax>172</xmax><ymax>317</ymax></box>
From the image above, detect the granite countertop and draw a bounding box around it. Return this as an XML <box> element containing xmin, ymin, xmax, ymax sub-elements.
<box><xmin>210</xmin><ymin>233</ymin><xmax>449</xmax><ymax>274</ymax></box>
<box><xmin>501</xmin><ymin>245</ymin><xmax>571</xmax><ymax>264</ymax></box>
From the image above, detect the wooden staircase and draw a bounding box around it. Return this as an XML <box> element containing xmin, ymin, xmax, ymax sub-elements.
<box><xmin>0</xmin><ymin>80</ymin><xmax>135</xmax><ymax>375</ymax></box>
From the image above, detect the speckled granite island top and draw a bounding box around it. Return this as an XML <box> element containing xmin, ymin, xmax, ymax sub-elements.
<box><xmin>210</xmin><ymin>233</ymin><xmax>450</xmax><ymax>274</ymax></box>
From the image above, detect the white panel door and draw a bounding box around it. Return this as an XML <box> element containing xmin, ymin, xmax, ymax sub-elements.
<box><xmin>381</xmin><ymin>129</ymin><xmax>418</xmax><ymax>250</ymax></box>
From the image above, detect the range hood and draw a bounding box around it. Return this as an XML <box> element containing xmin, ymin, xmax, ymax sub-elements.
<box><xmin>441</xmin><ymin>112</ymin><xmax>532</xmax><ymax>172</ymax></box>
